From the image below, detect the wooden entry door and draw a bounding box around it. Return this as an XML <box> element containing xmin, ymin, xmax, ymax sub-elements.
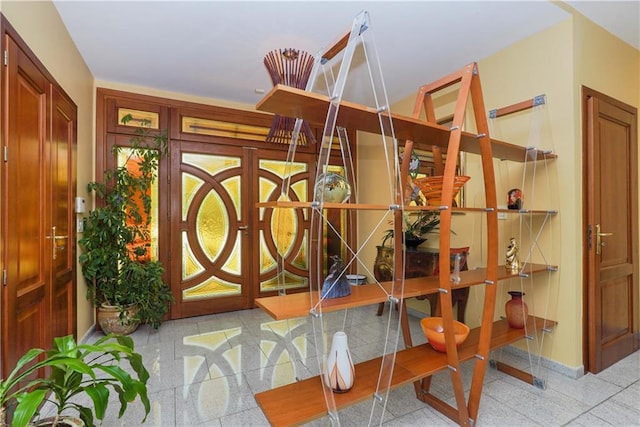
<box><xmin>1</xmin><ymin>35</ymin><xmax>76</xmax><ymax>374</ymax></box>
<box><xmin>583</xmin><ymin>87</ymin><xmax>639</xmax><ymax>373</ymax></box>
<box><xmin>170</xmin><ymin>141</ymin><xmax>313</xmax><ymax>318</ymax></box>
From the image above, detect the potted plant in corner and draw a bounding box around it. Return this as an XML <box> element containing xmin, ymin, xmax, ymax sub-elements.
<box><xmin>0</xmin><ymin>334</ymin><xmax>150</xmax><ymax>427</ymax></box>
<box><xmin>79</xmin><ymin>115</ymin><xmax>173</xmax><ymax>334</ymax></box>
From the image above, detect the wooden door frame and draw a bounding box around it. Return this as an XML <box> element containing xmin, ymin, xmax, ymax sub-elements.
<box><xmin>581</xmin><ymin>86</ymin><xmax>640</xmax><ymax>372</ymax></box>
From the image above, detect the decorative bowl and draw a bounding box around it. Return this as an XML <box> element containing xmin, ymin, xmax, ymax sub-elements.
<box><xmin>413</xmin><ymin>175</ymin><xmax>470</xmax><ymax>206</ymax></box>
<box><xmin>345</xmin><ymin>274</ymin><xmax>367</xmax><ymax>285</ymax></box>
<box><xmin>420</xmin><ymin>317</ymin><xmax>470</xmax><ymax>353</ymax></box>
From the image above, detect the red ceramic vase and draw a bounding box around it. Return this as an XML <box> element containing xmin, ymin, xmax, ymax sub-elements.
<box><xmin>505</xmin><ymin>291</ymin><xmax>528</xmax><ymax>329</ymax></box>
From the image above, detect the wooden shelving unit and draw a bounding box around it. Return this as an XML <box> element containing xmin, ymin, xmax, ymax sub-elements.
<box><xmin>255</xmin><ymin>316</ymin><xmax>556</xmax><ymax>427</ymax></box>
<box><xmin>255</xmin><ymin>263</ymin><xmax>555</xmax><ymax>320</ymax></box>
<box><xmin>257</xmin><ymin>84</ymin><xmax>556</xmax><ymax>162</ymax></box>
<box><xmin>253</xmin><ymin>14</ymin><xmax>557</xmax><ymax>426</ymax></box>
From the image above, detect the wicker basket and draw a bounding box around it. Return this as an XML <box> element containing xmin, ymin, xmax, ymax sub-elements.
<box><xmin>414</xmin><ymin>175</ymin><xmax>470</xmax><ymax>206</ymax></box>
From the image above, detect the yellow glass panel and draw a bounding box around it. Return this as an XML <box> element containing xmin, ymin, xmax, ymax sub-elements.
<box><xmin>271</xmin><ymin>194</ymin><xmax>297</xmax><ymax>257</ymax></box>
<box><xmin>182</xmin><ymin>174</ymin><xmax>204</xmax><ymax>221</ymax></box>
<box><xmin>183</xmin><ymin>275</ymin><xmax>240</xmax><ymax>300</ymax></box>
<box><xmin>196</xmin><ymin>190</ymin><xmax>228</xmax><ymax>263</ymax></box>
<box><xmin>117</xmin><ymin>108</ymin><xmax>159</xmax><ymax>129</ymax></box>
<box><xmin>259</xmin><ymin>159</ymin><xmax>307</xmax><ymax>178</ymax></box>
<box><xmin>221</xmin><ymin>233</ymin><xmax>241</xmax><ymax>275</ymax></box>
<box><xmin>258</xmin><ymin>178</ymin><xmax>277</xmax><ymax>221</ymax></box>
<box><xmin>182</xmin><ymin>231</ymin><xmax>205</xmax><ymax>280</ymax></box>
<box><xmin>292</xmin><ymin>230</ymin><xmax>308</xmax><ymax>270</ymax></box>
<box><xmin>221</xmin><ymin>176</ymin><xmax>241</xmax><ymax>219</ymax></box>
<box><xmin>117</xmin><ymin>147</ymin><xmax>159</xmax><ymax>260</ymax></box>
<box><xmin>183</xmin><ymin>152</ymin><xmax>240</xmax><ymax>176</ymax></box>
<box><xmin>260</xmin><ymin>270</ymin><xmax>307</xmax><ymax>291</ymax></box>
<box><xmin>182</xmin><ymin>116</ymin><xmax>269</xmax><ymax>142</ymax></box>
<box><xmin>259</xmin><ymin>230</ymin><xmax>277</xmax><ymax>274</ymax></box>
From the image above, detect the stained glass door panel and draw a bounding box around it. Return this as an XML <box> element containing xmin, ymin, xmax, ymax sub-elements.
<box><xmin>257</xmin><ymin>157</ymin><xmax>311</xmax><ymax>293</ymax></box>
<box><xmin>174</xmin><ymin>144</ymin><xmax>248</xmax><ymax>317</ymax></box>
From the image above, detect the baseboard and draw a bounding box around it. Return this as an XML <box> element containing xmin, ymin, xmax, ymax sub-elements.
<box><xmin>500</xmin><ymin>345</ymin><xmax>584</xmax><ymax>379</ymax></box>
<box><xmin>78</xmin><ymin>324</ymin><xmax>97</xmax><ymax>345</ymax></box>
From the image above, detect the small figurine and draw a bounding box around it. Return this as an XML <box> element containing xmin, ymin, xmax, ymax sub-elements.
<box><xmin>507</xmin><ymin>188</ymin><xmax>523</xmax><ymax>210</ymax></box>
<box><xmin>321</xmin><ymin>255</ymin><xmax>351</xmax><ymax>299</ymax></box>
<box><xmin>506</xmin><ymin>237</ymin><xmax>520</xmax><ymax>271</ymax></box>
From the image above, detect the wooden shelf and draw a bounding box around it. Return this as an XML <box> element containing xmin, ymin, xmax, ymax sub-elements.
<box><xmin>257</xmin><ymin>200</ymin><xmax>558</xmax><ymax>216</ymax></box>
<box><xmin>255</xmin><ymin>315</ymin><xmax>557</xmax><ymax>427</ymax></box>
<box><xmin>256</xmin><ymin>85</ymin><xmax>557</xmax><ymax>163</ymax></box>
<box><xmin>255</xmin><ymin>263</ymin><xmax>555</xmax><ymax>321</ymax></box>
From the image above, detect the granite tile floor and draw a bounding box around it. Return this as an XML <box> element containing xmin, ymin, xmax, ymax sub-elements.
<box><xmin>80</xmin><ymin>306</ymin><xmax>639</xmax><ymax>427</ymax></box>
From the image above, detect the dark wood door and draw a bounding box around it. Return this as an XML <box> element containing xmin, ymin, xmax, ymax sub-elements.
<box><xmin>584</xmin><ymin>87</ymin><xmax>639</xmax><ymax>373</ymax></box>
<box><xmin>50</xmin><ymin>86</ymin><xmax>77</xmax><ymax>340</ymax></box>
<box><xmin>2</xmin><ymin>35</ymin><xmax>52</xmax><ymax>371</ymax></box>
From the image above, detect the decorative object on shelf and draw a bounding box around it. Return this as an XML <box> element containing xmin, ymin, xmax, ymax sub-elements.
<box><xmin>346</xmin><ymin>274</ymin><xmax>367</xmax><ymax>285</ymax></box>
<box><xmin>505</xmin><ymin>291</ymin><xmax>529</xmax><ymax>329</ymax></box>
<box><xmin>420</xmin><ymin>317</ymin><xmax>470</xmax><ymax>353</ymax></box>
<box><xmin>381</xmin><ymin>211</ymin><xmax>440</xmax><ymax>248</ymax></box>
<box><xmin>505</xmin><ymin>237</ymin><xmax>520</xmax><ymax>271</ymax></box>
<box><xmin>414</xmin><ymin>175</ymin><xmax>470</xmax><ymax>206</ymax></box>
<box><xmin>507</xmin><ymin>188</ymin><xmax>524</xmax><ymax>210</ymax></box>
<box><xmin>314</xmin><ymin>172</ymin><xmax>352</xmax><ymax>203</ymax></box>
<box><xmin>321</xmin><ymin>255</ymin><xmax>351</xmax><ymax>299</ymax></box>
<box><xmin>263</xmin><ymin>48</ymin><xmax>316</xmax><ymax>145</ymax></box>
<box><xmin>324</xmin><ymin>331</ymin><xmax>355</xmax><ymax>393</ymax></box>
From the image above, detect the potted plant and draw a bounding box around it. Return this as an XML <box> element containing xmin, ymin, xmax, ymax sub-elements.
<box><xmin>381</xmin><ymin>211</ymin><xmax>440</xmax><ymax>249</ymax></box>
<box><xmin>0</xmin><ymin>334</ymin><xmax>150</xmax><ymax>427</ymax></box>
<box><xmin>79</xmin><ymin>115</ymin><xmax>173</xmax><ymax>333</ymax></box>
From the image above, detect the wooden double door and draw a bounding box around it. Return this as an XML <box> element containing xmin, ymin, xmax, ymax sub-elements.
<box><xmin>170</xmin><ymin>140</ymin><xmax>314</xmax><ymax>318</ymax></box>
<box><xmin>1</xmin><ymin>27</ymin><xmax>77</xmax><ymax>375</ymax></box>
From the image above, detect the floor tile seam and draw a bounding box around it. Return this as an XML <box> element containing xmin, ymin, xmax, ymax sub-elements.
<box><xmin>605</xmin><ymin>379</ymin><xmax>640</xmax><ymax>411</ymax></box>
<box><xmin>560</xmin><ymin>407</ymin><xmax>615</xmax><ymax>427</ymax></box>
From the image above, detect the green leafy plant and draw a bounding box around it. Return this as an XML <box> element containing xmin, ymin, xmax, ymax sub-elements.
<box><xmin>79</xmin><ymin>115</ymin><xmax>173</xmax><ymax>330</ymax></box>
<box><xmin>381</xmin><ymin>211</ymin><xmax>440</xmax><ymax>247</ymax></box>
<box><xmin>0</xmin><ymin>334</ymin><xmax>150</xmax><ymax>427</ymax></box>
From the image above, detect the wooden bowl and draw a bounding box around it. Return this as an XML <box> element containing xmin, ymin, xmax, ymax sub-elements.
<box><xmin>420</xmin><ymin>317</ymin><xmax>470</xmax><ymax>353</ymax></box>
<box><xmin>413</xmin><ymin>175</ymin><xmax>470</xmax><ymax>206</ymax></box>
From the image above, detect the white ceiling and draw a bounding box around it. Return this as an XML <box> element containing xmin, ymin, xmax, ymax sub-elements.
<box><xmin>52</xmin><ymin>1</ymin><xmax>639</xmax><ymax>107</ymax></box>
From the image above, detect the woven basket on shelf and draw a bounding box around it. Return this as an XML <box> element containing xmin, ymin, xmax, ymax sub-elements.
<box><xmin>413</xmin><ymin>175</ymin><xmax>470</xmax><ymax>206</ymax></box>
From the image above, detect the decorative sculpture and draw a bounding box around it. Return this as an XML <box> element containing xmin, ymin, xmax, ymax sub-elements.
<box><xmin>321</xmin><ymin>255</ymin><xmax>351</xmax><ymax>299</ymax></box>
<box><xmin>505</xmin><ymin>237</ymin><xmax>520</xmax><ymax>271</ymax></box>
<box><xmin>263</xmin><ymin>48</ymin><xmax>316</xmax><ymax>145</ymax></box>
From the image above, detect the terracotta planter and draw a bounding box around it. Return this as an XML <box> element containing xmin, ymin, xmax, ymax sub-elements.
<box><xmin>505</xmin><ymin>291</ymin><xmax>528</xmax><ymax>329</ymax></box>
<box><xmin>33</xmin><ymin>416</ymin><xmax>84</xmax><ymax>426</ymax></box>
<box><xmin>97</xmin><ymin>304</ymin><xmax>139</xmax><ymax>335</ymax></box>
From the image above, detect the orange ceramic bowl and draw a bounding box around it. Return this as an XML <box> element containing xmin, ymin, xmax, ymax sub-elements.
<box><xmin>420</xmin><ymin>317</ymin><xmax>470</xmax><ymax>353</ymax></box>
<box><xmin>413</xmin><ymin>175</ymin><xmax>470</xmax><ymax>206</ymax></box>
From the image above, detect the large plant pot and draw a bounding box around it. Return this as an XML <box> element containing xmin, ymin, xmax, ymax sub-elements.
<box><xmin>34</xmin><ymin>416</ymin><xmax>84</xmax><ymax>427</ymax></box>
<box><xmin>97</xmin><ymin>304</ymin><xmax>139</xmax><ymax>335</ymax></box>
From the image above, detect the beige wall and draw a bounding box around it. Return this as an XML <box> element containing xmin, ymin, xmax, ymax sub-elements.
<box><xmin>359</xmin><ymin>15</ymin><xmax>639</xmax><ymax>371</ymax></box>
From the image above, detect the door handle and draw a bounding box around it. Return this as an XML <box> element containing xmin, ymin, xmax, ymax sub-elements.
<box><xmin>595</xmin><ymin>224</ymin><xmax>613</xmax><ymax>255</ymax></box>
<box><xmin>46</xmin><ymin>226</ymin><xmax>69</xmax><ymax>259</ymax></box>
<box><xmin>238</xmin><ymin>225</ymin><xmax>248</xmax><ymax>230</ymax></box>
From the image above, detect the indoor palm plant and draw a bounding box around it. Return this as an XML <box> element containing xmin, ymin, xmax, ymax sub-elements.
<box><xmin>79</xmin><ymin>115</ymin><xmax>173</xmax><ymax>333</ymax></box>
<box><xmin>0</xmin><ymin>334</ymin><xmax>150</xmax><ymax>427</ymax></box>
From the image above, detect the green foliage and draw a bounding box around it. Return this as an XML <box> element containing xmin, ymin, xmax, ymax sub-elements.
<box><xmin>381</xmin><ymin>211</ymin><xmax>440</xmax><ymax>247</ymax></box>
<box><xmin>79</xmin><ymin>115</ymin><xmax>173</xmax><ymax>329</ymax></box>
<box><xmin>0</xmin><ymin>334</ymin><xmax>150</xmax><ymax>427</ymax></box>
